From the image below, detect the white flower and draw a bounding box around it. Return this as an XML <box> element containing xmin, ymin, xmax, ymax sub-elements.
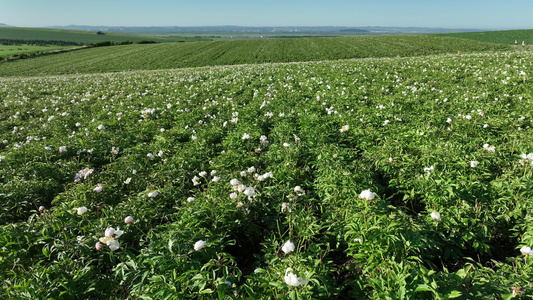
<box><xmin>74</xmin><ymin>168</ymin><xmax>93</xmax><ymax>182</ymax></box>
<box><xmin>446</xmin><ymin>118</ymin><xmax>452</xmax><ymax>124</ymax></box>
<box><xmin>187</xmin><ymin>197</ymin><xmax>195</xmax><ymax>202</ymax></box>
<box><xmin>247</xmin><ymin>166</ymin><xmax>256</xmax><ymax>173</ymax></box>
<box><xmin>431</xmin><ymin>211</ymin><xmax>441</xmax><ymax>221</ymax></box>
<box><xmin>108</xmin><ymin>239</ymin><xmax>120</xmax><ymax>251</ymax></box>
<box><xmin>124</xmin><ymin>216</ymin><xmax>134</xmax><ymax>224</ymax></box>
<box><xmin>354</xmin><ymin>238</ymin><xmax>362</xmax><ymax>243</ymax></box>
<box><xmin>340</xmin><ymin>125</ymin><xmax>350</xmax><ymax>133</ymax></box>
<box><xmin>470</xmin><ymin>161</ymin><xmax>478</xmax><ymax>168</ymax></box>
<box><xmin>230</xmin><ymin>192</ymin><xmax>238</xmax><ymax>199</ymax></box>
<box><xmin>260</xmin><ymin>135</ymin><xmax>269</xmax><ymax>145</ymax></box>
<box><xmin>483</xmin><ymin>124</ymin><xmax>489</xmax><ymax>128</ymax></box>
<box><xmin>236</xmin><ymin>184</ymin><xmax>246</xmax><ymax>193</ymax></box>
<box><xmin>283</xmin><ymin>142</ymin><xmax>290</xmax><ymax>148</ymax></box>
<box><xmin>199</xmin><ymin>171</ymin><xmax>208</xmax><ymax>177</ymax></box>
<box><xmin>383</xmin><ymin>120</ymin><xmax>390</xmax><ymax>125</ymax></box>
<box><xmin>242</xmin><ymin>133</ymin><xmax>250</xmax><ymax>140</ymax></box>
<box><xmin>424</xmin><ymin>165</ymin><xmax>434</xmax><ymax>175</ymax></box>
<box><xmin>230</xmin><ymin>178</ymin><xmax>240</xmax><ymax>186</ymax></box>
<box><xmin>124</xmin><ymin>177</ymin><xmax>132</xmax><ymax>184</ymax></box>
<box><xmin>358</xmin><ymin>189</ymin><xmax>375</xmax><ymax>200</ymax></box>
<box><xmin>192</xmin><ymin>176</ymin><xmax>201</xmax><ymax>186</ymax></box>
<box><xmin>191</xmin><ymin>135</ymin><xmax>197</xmax><ymax>140</ymax></box>
<box><xmin>93</xmin><ymin>183</ymin><xmax>103</xmax><ymax>193</ymax></box>
<box><xmin>148</xmin><ymin>191</ymin><xmax>159</xmax><ymax>198</ymax></box>
<box><xmin>294</xmin><ymin>186</ymin><xmax>305</xmax><ymax>196</ymax></box>
<box><xmin>194</xmin><ymin>240</ymin><xmax>206</xmax><ymax>251</ymax></box>
<box><xmin>519</xmin><ymin>153</ymin><xmax>533</xmax><ymax>165</ymax></box>
<box><xmin>284</xmin><ymin>268</ymin><xmax>307</xmax><ymax>287</ymax></box>
<box><xmin>281</xmin><ymin>202</ymin><xmax>292</xmax><ymax>213</ymax></box>
<box><xmin>105</xmin><ymin>227</ymin><xmax>116</xmax><ymax>238</ymax></box>
<box><xmin>520</xmin><ymin>246</ymin><xmax>533</xmax><ymax>256</ymax></box>
<box><xmin>38</xmin><ymin>206</ymin><xmax>45</xmax><ymax>212</ymax></box>
<box><xmin>77</xmin><ymin>206</ymin><xmax>88</xmax><ymax>215</ymax></box>
<box><xmin>157</xmin><ymin>150</ymin><xmax>164</xmax><ymax>157</ymax></box>
<box><xmin>212</xmin><ymin>176</ymin><xmax>220</xmax><ymax>182</ymax></box>
<box><xmin>146</xmin><ymin>153</ymin><xmax>155</xmax><ymax>159</ymax></box>
<box><xmin>282</xmin><ymin>240</ymin><xmax>295</xmax><ymax>254</ymax></box>
<box><xmin>132</xmin><ymin>169</ymin><xmax>137</xmax><ymax>175</ymax></box>
<box><xmin>483</xmin><ymin>144</ymin><xmax>495</xmax><ymax>152</ymax></box>
<box><xmin>244</xmin><ymin>187</ymin><xmax>255</xmax><ymax>199</ymax></box>
<box><xmin>97</xmin><ymin>124</ymin><xmax>105</xmax><ymax>130</ymax></box>
<box><xmin>59</xmin><ymin>146</ymin><xmax>67</xmax><ymax>153</ymax></box>
<box><xmin>465</xmin><ymin>115</ymin><xmax>472</xmax><ymax>120</ymax></box>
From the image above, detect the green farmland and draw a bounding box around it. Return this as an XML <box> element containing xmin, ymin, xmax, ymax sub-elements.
<box><xmin>0</xmin><ymin>44</ymin><xmax>70</xmax><ymax>56</ymax></box>
<box><xmin>0</xmin><ymin>34</ymin><xmax>509</xmax><ymax>76</ymax></box>
<box><xmin>0</xmin><ymin>27</ymin><xmax>207</xmax><ymax>44</ymax></box>
<box><xmin>442</xmin><ymin>29</ymin><xmax>533</xmax><ymax>45</ymax></box>
<box><xmin>0</xmin><ymin>30</ymin><xmax>533</xmax><ymax>299</ymax></box>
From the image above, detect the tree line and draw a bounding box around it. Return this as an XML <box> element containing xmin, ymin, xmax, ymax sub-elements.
<box><xmin>0</xmin><ymin>38</ymin><xmax>84</xmax><ymax>46</ymax></box>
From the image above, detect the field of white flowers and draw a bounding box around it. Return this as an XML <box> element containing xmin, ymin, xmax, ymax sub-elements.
<box><xmin>1</xmin><ymin>50</ymin><xmax>532</xmax><ymax>299</ymax></box>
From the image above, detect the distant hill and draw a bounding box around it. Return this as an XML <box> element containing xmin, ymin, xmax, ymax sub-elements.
<box><xmin>47</xmin><ymin>25</ymin><xmax>487</xmax><ymax>36</ymax></box>
<box><xmin>0</xmin><ymin>23</ymin><xmax>12</xmax><ymax>27</ymax></box>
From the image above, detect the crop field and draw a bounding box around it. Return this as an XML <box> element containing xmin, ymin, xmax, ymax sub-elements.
<box><xmin>0</xmin><ymin>27</ymin><xmax>207</xmax><ymax>45</ymax></box>
<box><xmin>442</xmin><ymin>29</ymin><xmax>533</xmax><ymax>45</ymax></box>
<box><xmin>0</xmin><ymin>35</ymin><xmax>510</xmax><ymax>77</ymax></box>
<box><xmin>0</xmin><ymin>44</ymin><xmax>70</xmax><ymax>56</ymax></box>
<box><xmin>0</xmin><ymin>47</ymin><xmax>532</xmax><ymax>299</ymax></box>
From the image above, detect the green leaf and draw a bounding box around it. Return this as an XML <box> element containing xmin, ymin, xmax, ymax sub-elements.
<box><xmin>415</xmin><ymin>284</ymin><xmax>432</xmax><ymax>292</ymax></box>
<box><xmin>446</xmin><ymin>290</ymin><xmax>462</xmax><ymax>299</ymax></box>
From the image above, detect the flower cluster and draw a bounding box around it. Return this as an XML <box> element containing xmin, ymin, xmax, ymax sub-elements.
<box><xmin>284</xmin><ymin>268</ymin><xmax>308</xmax><ymax>287</ymax></box>
<box><xmin>229</xmin><ymin>178</ymin><xmax>256</xmax><ymax>201</ymax></box>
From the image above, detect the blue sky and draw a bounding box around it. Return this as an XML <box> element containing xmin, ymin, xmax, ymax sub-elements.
<box><xmin>1</xmin><ymin>0</ymin><xmax>533</xmax><ymax>29</ymax></box>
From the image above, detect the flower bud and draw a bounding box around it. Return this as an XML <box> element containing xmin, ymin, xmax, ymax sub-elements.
<box><xmin>95</xmin><ymin>241</ymin><xmax>104</xmax><ymax>251</ymax></box>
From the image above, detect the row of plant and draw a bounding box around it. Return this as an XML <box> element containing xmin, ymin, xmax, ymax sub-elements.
<box><xmin>0</xmin><ymin>35</ymin><xmax>510</xmax><ymax>77</ymax></box>
<box><xmin>0</xmin><ymin>50</ymin><xmax>532</xmax><ymax>298</ymax></box>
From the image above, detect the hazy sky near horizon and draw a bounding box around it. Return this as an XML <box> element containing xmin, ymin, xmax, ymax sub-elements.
<box><xmin>1</xmin><ymin>0</ymin><xmax>532</xmax><ymax>29</ymax></box>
